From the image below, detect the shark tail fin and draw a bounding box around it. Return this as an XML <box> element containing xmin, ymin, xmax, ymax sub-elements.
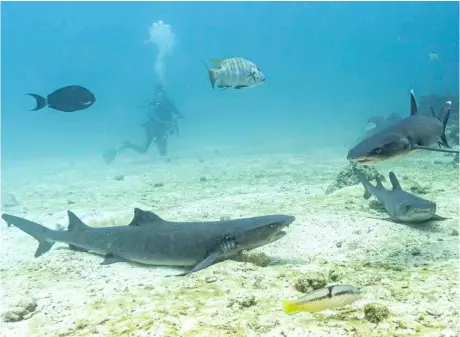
<box><xmin>1</xmin><ymin>213</ymin><xmax>55</xmax><ymax>257</ymax></box>
<box><xmin>363</xmin><ymin>190</ymin><xmax>372</xmax><ymax>200</ymax></box>
<box><xmin>353</xmin><ymin>168</ymin><xmax>374</xmax><ymax>200</ymax></box>
<box><xmin>437</xmin><ymin>101</ymin><xmax>452</xmax><ymax>149</ymax></box>
<box><xmin>67</xmin><ymin>211</ymin><xmax>90</xmax><ymax>252</ymax></box>
<box><xmin>375</xmin><ymin>176</ymin><xmax>384</xmax><ymax>189</ymax></box>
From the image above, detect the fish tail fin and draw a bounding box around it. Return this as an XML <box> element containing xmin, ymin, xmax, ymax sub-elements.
<box><xmin>1</xmin><ymin>213</ymin><xmax>55</xmax><ymax>257</ymax></box>
<box><xmin>26</xmin><ymin>93</ymin><xmax>47</xmax><ymax>111</ymax></box>
<box><xmin>438</xmin><ymin>101</ymin><xmax>452</xmax><ymax>149</ymax></box>
<box><xmin>282</xmin><ymin>300</ymin><xmax>299</xmax><ymax>314</ymax></box>
<box><xmin>202</xmin><ymin>60</ymin><xmax>216</xmax><ymax>89</ymax></box>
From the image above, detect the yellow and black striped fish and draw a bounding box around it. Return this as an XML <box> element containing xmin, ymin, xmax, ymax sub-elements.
<box><xmin>202</xmin><ymin>57</ymin><xmax>265</xmax><ymax>90</ymax></box>
<box><xmin>282</xmin><ymin>284</ymin><xmax>362</xmax><ymax>314</ymax></box>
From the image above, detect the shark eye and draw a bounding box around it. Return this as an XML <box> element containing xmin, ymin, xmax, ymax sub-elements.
<box><xmin>374</xmin><ymin>148</ymin><xmax>382</xmax><ymax>154</ymax></box>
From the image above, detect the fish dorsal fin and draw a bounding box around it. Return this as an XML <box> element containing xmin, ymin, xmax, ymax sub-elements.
<box><xmin>388</xmin><ymin>171</ymin><xmax>402</xmax><ymax>190</ymax></box>
<box><xmin>375</xmin><ymin>176</ymin><xmax>384</xmax><ymax>189</ymax></box>
<box><xmin>211</xmin><ymin>59</ymin><xmax>225</xmax><ymax>69</ymax></box>
<box><xmin>67</xmin><ymin>211</ymin><xmax>89</xmax><ymax>231</ymax></box>
<box><xmin>128</xmin><ymin>208</ymin><xmax>164</xmax><ymax>226</ymax></box>
<box><xmin>410</xmin><ymin>90</ymin><xmax>419</xmax><ymax>116</ymax></box>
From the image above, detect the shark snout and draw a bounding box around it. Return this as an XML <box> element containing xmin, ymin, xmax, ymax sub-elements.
<box><xmin>397</xmin><ymin>201</ymin><xmax>437</xmax><ymax>222</ymax></box>
<box><xmin>269</xmin><ymin>215</ymin><xmax>295</xmax><ymax>228</ymax></box>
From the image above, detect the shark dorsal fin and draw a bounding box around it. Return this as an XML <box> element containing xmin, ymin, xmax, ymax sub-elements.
<box><xmin>375</xmin><ymin>176</ymin><xmax>384</xmax><ymax>189</ymax></box>
<box><xmin>128</xmin><ymin>208</ymin><xmax>164</xmax><ymax>227</ymax></box>
<box><xmin>67</xmin><ymin>211</ymin><xmax>89</xmax><ymax>231</ymax></box>
<box><xmin>410</xmin><ymin>90</ymin><xmax>419</xmax><ymax>116</ymax></box>
<box><xmin>211</xmin><ymin>59</ymin><xmax>225</xmax><ymax>69</ymax></box>
<box><xmin>388</xmin><ymin>171</ymin><xmax>402</xmax><ymax>190</ymax></box>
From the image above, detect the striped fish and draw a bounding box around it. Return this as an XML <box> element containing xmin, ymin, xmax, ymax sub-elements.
<box><xmin>282</xmin><ymin>284</ymin><xmax>362</xmax><ymax>314</ymax></box>
<box><xmin>203</xmin><ymin>57</ymin><xmax>265</xmax><ymax>90</ymax></box>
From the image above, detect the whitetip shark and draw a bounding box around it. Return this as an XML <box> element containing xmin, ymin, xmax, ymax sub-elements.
<box><xmin>355</xmin><ymin>170</ymin><xmax>447</xmax><ymax>223</ymax></box>
<box><xmin>347</xmin><ymin>90</ymin><xmax>459</xmax><ymax>163</ymax></box>
<box><xmin>1</xmin><ymin>208</ymin><xmax>294</xmax><ymax>276</ymax></box>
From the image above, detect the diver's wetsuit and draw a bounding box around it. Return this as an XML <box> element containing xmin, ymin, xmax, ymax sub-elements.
<box><xmin>103</xmin><ymin>88</ymin><xmax>182</xmax><ymax>164</ymax></box>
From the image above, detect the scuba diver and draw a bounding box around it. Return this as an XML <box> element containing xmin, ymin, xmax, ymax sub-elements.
<box><xmin>103</xmin><ymin>85</ymin><xmax>183</xmax><ymax>164</ymax></box>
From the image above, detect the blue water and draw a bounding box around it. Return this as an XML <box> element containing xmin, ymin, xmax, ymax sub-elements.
<box><xmin>1</xmin><ymin>1</ymin><xmax>459</xmax><ymax>161</ymax></box>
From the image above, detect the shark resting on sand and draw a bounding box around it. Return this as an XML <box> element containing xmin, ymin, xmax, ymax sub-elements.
<box><xmin>347</xmin><ymin>90</ymin><xmax>459</xmax><ymax>163</ymax></box>
<box><xmin>355</xmin><ymin>170</ymin><xmax>447</xmax><ymax>223</ymax></box>
<box><xmin>1</xmin><ymin>208</ymin><xmax>295</xmax><ymax>276</ymax></box>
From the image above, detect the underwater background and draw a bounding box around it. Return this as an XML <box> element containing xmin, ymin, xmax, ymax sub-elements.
<box><xmin>1</xmin><ymin>1</ymin><xmax>458</xmax><ymax>162</ymax></box>
<box><xmin>1</xmin><ymin>2</ymin><xmax>459</xmax><ymax>337</ymax></box>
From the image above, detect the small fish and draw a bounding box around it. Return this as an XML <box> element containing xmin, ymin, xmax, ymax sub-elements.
<box><xmin>429</xmin><ymin>52</ymin><xmax>438</xmax><ymax>61</ymax></box>
<box><xmin>282</xmin><ymin>284</ymin><xmax>362</xmax><ymax>314</ymax></box>
<box><xmin>202</xmin><ymin>57</ymin><xmax>265</xmax><ymax>90</ymax></box>
<box><xmin>26</xmin><ymin>85</ymin><xmax>96</xmax><ymax>112</ymax></box>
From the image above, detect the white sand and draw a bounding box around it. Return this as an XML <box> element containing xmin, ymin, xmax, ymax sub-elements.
<box><xmin>0</xmin><ymin>147</ymin><xmax>458</xmax><ymax>337</ymax></box>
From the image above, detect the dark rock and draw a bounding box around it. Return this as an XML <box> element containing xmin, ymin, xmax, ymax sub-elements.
<box><xmin>325</xmin><ymin>162</ymin><xmax>385</xmax><ymax>195</ymax></box>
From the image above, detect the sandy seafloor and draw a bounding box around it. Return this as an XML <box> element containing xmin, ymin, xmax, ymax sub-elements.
<box><xmin>0</xmin><ymin>144</ymin><xmax>458</xmax><ymax>337</ymax></box>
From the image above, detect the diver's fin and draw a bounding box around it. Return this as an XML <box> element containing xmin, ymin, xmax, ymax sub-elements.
<box><xmin>410</xmin><ymin>90</ymin><xmax>419</xmax><ymax>116</ymax></box>
<box><xmin>202</xmin><ymin>60</ymin><xmax>217</xmax><ymax>89</ymax></box>
<box><xmin>388</xmin><ymin>171</ymin><xmax>402</xmax><ymax>190</ymax></box>
<box><xmin>102</xmin><ymin>149</ymin><xmax>118</xmax><ymax>165</ymax></box>
<box><xmin>411</xmin><ymin>144</ymin><xmax>459</xmax><ymax>154</ymax></box>
<box><xmin>174</xmin><ymin>250</ymin><xmax>223</xmax><ymax>276</ymax></box>
<box><xmin>26</xmin><ymin>93</ymin><xmax>47</xmax><ymax>111</ymax></box>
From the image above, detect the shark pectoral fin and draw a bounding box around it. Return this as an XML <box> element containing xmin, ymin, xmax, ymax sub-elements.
<box><xmin>100</xmin><ymin>254</ymin><xmax>125</xmax><ymax>265</ymax></box>
<box><xmin>432</xmin><ymin>214</ymin><xmax>449</xmax><ymax>221</ymax></box>
<box><xmin>176</xmin><ymin>251</ymin><xmax>224</xmax><ymax>277</ymax></box>
<box><xmin>68</xmin><ymin>244</ymin><xmax>89</xmax><ymax>252</ymax></box>
<box><xmin>411</xmin><ymin>145</ymin><xmax>459</xmax><ymax>154</ymax></box>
